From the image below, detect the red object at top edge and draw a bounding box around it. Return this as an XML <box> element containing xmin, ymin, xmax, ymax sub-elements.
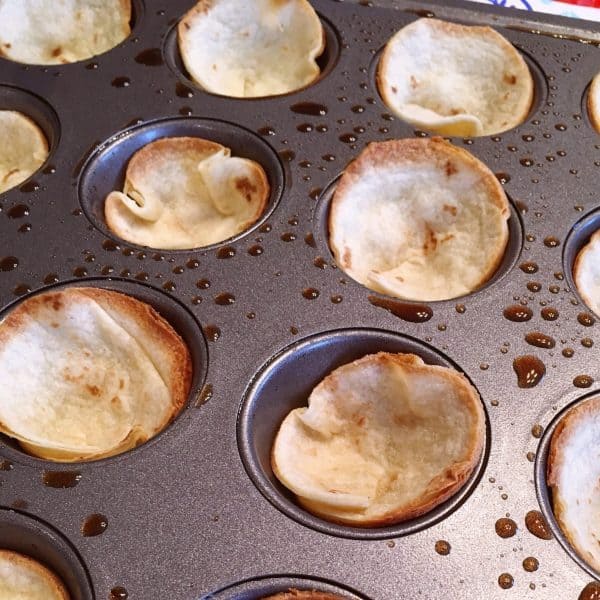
<box><xmin>556</xmin><ymin>0</ymin><xmax>600</xmax><ymax>7</ymax></box>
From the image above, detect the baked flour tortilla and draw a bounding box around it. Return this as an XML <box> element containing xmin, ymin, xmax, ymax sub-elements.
<box><xmin>0</xmin><ymin>0</ymin><xmax>131</xmax><ymax>65</ymax></box>
<box><xmin>0</xmin><ymin>550</ymin><xmax>70</xmax><ymax>599</ymax></box>
<box><xmin>329</xmin><ymin>137</ymin><xmax>510</xmax><ymax>302</ymax></box>
<box><xmin>105</xmin><ymin>137</ymin><xmax>269</xmax><ymax>249</ymax></box>
<box><xmin>0</xmin><ymin>110</ymin><xmax>48</xmax><ymax>194</ymax></box>
<box><xmin>547</xmin><ymin>396</ymin><xmax>600</xmax><ymax>573</ymax></box>
<box><xmin>0</xmin><ymin>287</ymin><xmax>191</xmax><ymax>462</ymax></box>
<box><xmin>178</xmin><ymin>0</ymin><xmax>324</xmax><ymax>97</ymax></box>
<box><xmin>378</xmin><ymin>18</ymin><xmax>533</xmax><ymax>137</ymax></box>
<box><xmin>272</xmin><ymin>352</ymin><xmax>485</xmax><ymax>527</ymax></box>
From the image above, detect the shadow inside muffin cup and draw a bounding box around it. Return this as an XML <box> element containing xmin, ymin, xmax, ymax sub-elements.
<box><xmin>0</xmin><ymin>85</ymin><xmax>60</xmax><ymax>194</ymax></box>
<box><xmin>368</xmin><ymin>33</ymin><xmax>548</xmax><ymax>136</ymax></box>
<box><xmin>0</xmin><ymin>278</ymin><xmax>208</xmax><ymax>465</ymax></box>
<box><xmin>78</xmin><ymin>117</ymin><xmax>284</xmax><ymax>252</ymax></box>
<box><xmin>0</xmin><ymin>508</ymin><xmax>94</xmax><ymax>600</ymax></box>
<box><xmin>237</xmin><ymin>328</ymin><xmax>489</xmax><ymax>540</ymax></box>
<box><xmin>204</xmin><ymin>575</ymin><xmax>370</xmax><ymax>600</ymax></box>
<box><xmin>563</xmin><ymin>208</ymin><xmax>600</xmax><ymax>317</ymax></box>
<box><xmin>163</xmin><ymin>14</ymin><xmax>340</xmax><ymax>100</ymax></box>
<box><xmin>312</xmin><ymin>175</ymin><xmax>524</xmax><ymax>304</ymax></box>
<box><xmin>534</xmin><ymin>391</ymin><xmax>600</xmax><ymax>580</ymax></box>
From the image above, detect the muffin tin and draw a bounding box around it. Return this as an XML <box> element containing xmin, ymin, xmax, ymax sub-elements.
<box><xmin>0</xmin><ymin>0</ymin><xmax>599</xmax><ymax>598</ymax></box>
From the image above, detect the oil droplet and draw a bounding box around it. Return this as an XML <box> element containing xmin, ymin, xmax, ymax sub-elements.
<box><xmin>186</xmin><ymin>259</ymin><xmax>200</xmax><ymax>269</ymax></box>
<box><xmin>582</xmin><ymin>338</ymin><xmax>594</xmax><ymax>348</ymax></box>
<box><xmin>81</xmin><ymin>513</ymin><xmax>108</xmax><ymax>537</ymax></box>
<box><xmin>386</xmin><ymin>540</ymin><xmax>395</xmax><ymax>548</ymax></box>
<box><xmin>574</xmin><ymin>374</ymin><xmax>593</xmax><ymax>388</ymax></box>
<box><xmin>309</xmin><ymin>187</ymin><xmax>322</xmax><ymax>200</ymax></box>
<box><xmin>313</xmin><ymin>257</ymin><xmax>327</xmax><ymax>269</ymax></box>
<box><xmin>520</xmin><ymin>157</ymin><xmax>534</xmax><ymax>167</ymax></box>
<box><xmin>302</xmin><ymin>288</ymin><xmax>320</xmax><ymax>300</ymax></box>
<box><xmin>531</xmin><ymin>424</ymin><xmax>543</xmax><ymax>438</ymax></box>
<box><xmin>258</xmin><ymin>126</ymin><xmax>275</xmax><ymax>136</ymax></box>
<box><xmin>513</xmin><ymin>355</ymin><xmax>545</xmax><ymax>388</ymax></box>
<box><xmin>175</xmin><ymin>82</ymin><xmax>194</xmax><ymax>98</ymax></box>
<box><xmin>290</xmin><ymin>326</ymin><xmax>299</xmax><ymax>335</ymax></box>
<box><xmin>281</xmin><ymin>232</ymin><xmax>296</xmax><ymax>242</ymax></box>
<box><xmin>0</xmin><ymin>256</ymin><xmax>18</xmax><ymax>271</ymax></box>
<box><xmin>7</xmin><ymin>204</ymin><xmax>29</xmax><ymax>219</ymax></box>
<box><xmin>331</xmin><ymin>295</ymin><xmax>343</xmax><ymax>304</ymax></box>
<box><xmin>304</xmin><ymin>233</ymin><xmax>316</xmax><ymax>248</ymax></box>
<box><xmin>111</xmin><ymin>76</ymin><xmax>130</xmax><ymax>88</ymax></box>
<box><xmin>515</xmin><ymin>200</ymin><xmax>528</xmax><ymax>214</ymax></box>
<box><xmin>579</xmin><ymin>582</ymin><xmax>600</xmax><ymax>600</ymax></box>
<box><xmin>110</xmin><ymin>587</ymin><xmax>128</xmax><ymax>600</ymax></box>
<box><xmin>179</xmin><ymin>106</ymin><xmax>192</xmax><ymax>116</ymax></box>
<box><xmin>578</xmin><ymin>312</ymin><xmax>595</xmax><ymax>327</ymax></box>
<box><xmin>0</xmin><ymin>460</ymin><xmax>13</xmax><ymax>471</ymax></box>
<box><xmin>42</xmin><ymin>471</ymin><xmax>81</xmax><ymax>488</ymax></box>
<box><xmin>526</xmin><ymin>451</ymin><xmax>535</xmax><ymax>462</ymax></box>
<box><xmin>216</xmin><ymin>246</ymin><xmax>236</xmax><ymax>259</ymax></box>
<box><xmin>544</xmin><ymin>236</ymin><xmax>560</xmax><ymax>248</ymax></box>
<box><xmin>20</xmin><ymin>180</ymin><xmax>39</xmax><ymax>193</ymax></box>
<box><xmin>297</xmin><ymin>123</ymin><xmax>313</xmax><ymax>133</ymax></box>
<box><xmin>525</xmin><ymin>332</ymin><xmax>555</xmax><ymax>349</ymax></box>
<box><xmin>455</xmin><ymin>304</ymin><xmax>466</xmax><ymax>314</ymax></box>
<box><xmin>527</xmin><ymin>282</ymin><xmax>541</xmax><ymax>292</ymax></box>
<box><xmin>18</xmin><ymin>223</ymin><xmax>32</xmax><ymax>233</ymax></box>
<box><xmin>525</xmin><ymin>510</ymin><xmax>552</xmax><ymax>540</ymax></box>
<box><xmin>13</xmin><ymin>284</ymin><xmax>31</xmax><ymax>296</ymax></box>
<box><xmin>340</xmin><ymin>133</ymin><xmax>357</xmax><ymax>143</ymax></box>
<box><xmin>279</xmin><ymin>149</ymin><xmax>295</xmax><ymax>162</ymax></box>
<box><xmin>248</xmin><ymin>244</ymin><xmax>263</xmax><ymax>256</ymax></box>
<box><xmin>498</xmin><ymin>573</ymin><xmax>513</xmax><ymax>589</ymax></box>
<box><xmin>195</xmin><ymin>383</ymin><xmax>213</xmax><ymax>407</ymax></box>
<box><xmin>541</xmin><ymin>307</ymin><xmax>559</xmax><ymax>321</ymax></box>
<box><xmin>290</xmin><ymin>102</ymin><xmax>327</xmax><ymax>116</ymax></box>
<box><xmin>523</xmin><ymin>557</ymin><xmax>538</xmax><ymax>572</ymax></box>
<box><xmin>134</xmin><ymin>48</ymin><xmax>163</xmax><ymax>66</ymax></box>
<box><xmin>73</xmin><ymin>267</ymin><xmax>87</xmax><ymax>277</ymax></box>
<box><xmin>563</xmin><ymin>347</ymin><xmax>574</xmax><ymax>357</ymax></box>
<box><xmin>495</xmin><ymin>517</ymin><xmax>517</xmax><ymax>538</ymax></box>
<box><xmin>520</xmin><ymin>261</ymin><xmax>538</xmax><ymax>274</ymax></box>
<box><xmin>11</xmin><ymin>499</ymin><xmax>28</xmax><ymax>509</ymax></box>
<box><xmin>203</xmin><ymin>325</ymin><xmax>221</xmax><ymax>342</ymax></box>
<box><xmin>102</xmin><ymin>240</ymin><xmax>120</xmax><ymax>252</ymax></box>
<box><xmin>162</xmin><ymin>281</ymin><xmax>176</xmax><ymax>292</ymax></box>
<box><xmin>196</xmin><ymin>279</ymin><xmax>210</xmax><ymax>289</ymax></box>
<box><xmin>503</xmin><ymin>305</ymin><xmax>533</xmax><ymax>322</ymax></box>
<box><xmin>214</xmin><ymin>292</ymin><xmax>235</xmax><ymax>305</ymax></box>
<box><xmin>369</xmin><ymin>296</ymin><xmax>433</xmax><ymax>323</ymax></box>
<box><xmin>495</xmin><ymin>172</ymin><xmax>511</xmax><ymax>184</ymax></box>
<box><xmin>435</xmin><ymin>540</ymin><xmax>451</xmax><ymax>555</ymax></box>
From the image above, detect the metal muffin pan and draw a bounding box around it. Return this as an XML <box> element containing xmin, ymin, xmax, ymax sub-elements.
<box><xmin>0</xmin><ymin>0</ymin><xmax>599</xmax><ymax>598</ymax></box>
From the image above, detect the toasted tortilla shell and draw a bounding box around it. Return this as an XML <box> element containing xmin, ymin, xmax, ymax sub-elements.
<box><xmin>547</xmin><ymin>396</ymin><xmax>600</xmax><ymax>573</ymax></box>
<box><xmin>0</xmin><ymin>550</ymin><xmax>69</xmax><ymax>600</ymax></box>
<box><xmin>178</xmin><ymin>0</ymin><xmax>324</xmax><ymax>98</ymax></box>
<box><xmin>272</xmin><ymin>352</ymin><xmax>485</xmax><ymax>527</ymax></box>
<box><xmin>105</xmin><ymin>137</ymin><xmax>269</xmax><ymax>249</ymax></box>
<box><xmin>329</xmin><ymin>137</ymin><xmax>509</xmax><ymax>302</ymax></box>
<box><xmin>378</xmin><ymin>18</ymin><xmax>533</xmax><ymax>137</ymax></box>
<box><xmin>589</xmin><ymin>73</ymin><xmax>600</xmax><ymax>134</ymax></box>
<box><xmin>0</xmin><ymin>110</ymin><xmax>48</xmax><ymax>194</ymax></box>
<box><xmin>0</xmin><ymin>0</ymin><xmax>131</xmax><ymax>65</ymax></box>
<box><xmin>0</xmin><ymin>287</ymin><xmax>191</xmax><ymax>462</ymax></box>
<box><xmin>574</xmin><ymin>228</ymin><xmax>600</xmax><ymax>317</ymax></box>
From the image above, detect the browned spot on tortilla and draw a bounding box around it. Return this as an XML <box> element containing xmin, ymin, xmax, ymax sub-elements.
<box><xmin>423</xmin><ymin>224</ymin><xmax>437</xmax><ymax>253</ymax></box>
<box><xmin>212</xmin><ymin>63</ymin><xmax>217</xmax><ymax>70</ymax></box>
<box><xmin>50</xmin><ymin>322</ymin><xmax>59</xmax><ymax>328</ymax></box>
<box><xmin>51</xmin><ymin>47</ymin><xmax>62</xmax><ymax>57</ymax></box>
<box><xmin>111</xmin><ymin>396</ymin><xmax>121</xmax><ymax>407</ymax></box>
<box><xmin>441</xmin><ymin>233</ymin><xmax>455</xmax><ymax>243</ymax></box>
<box><xmin>354</xmin><ymin>414</ymin><xmax>365</xmax><ymax>427</ymax></box>
<box><xmin>391</xmin><ymin>86</ymin><xmax>398</xmax><ymax>94</ymax></box>
<box><xmin>443</xmin><ymin>204</ymin><xmax>457</xmax><ymax>217</ymax></box>
<box><xmin>3</xmin><ymin>168</ymin><xmax>19</xmax><ymax>182</ymax></box>
<box><xmin>86</xmin><ymin>384</ymin><xmax>101</xmax><ymax>397</ymax></box>
<box><xmin>119</xmin><ymin>379</ymin><xmax>125</xmax><ymax>389</ymax></box>
<box><xmin>410</xmin><ymin>75</ymin><xmax>418</xmax><ymax>89</ymax></box>
<box><xmin>4</xmin><ymin>43</ymin><xmax>11</xmax><ymax>48</ymax></box>
<box><xmin>445</xmin><ymin>161</ymin><xmax>458</xmax><ymax>177</ymax></box>
<box><xmin>504</xmin><ymin>73</ymin><xmax>517</xmax><ymax>85</ymax></box>
<box><xmin>184</xmin><ymin>22</ymin><xmax>191</xmax><ymax>30</ymax></box>
<box><xmin>235</xmin><ymin>176</ymin><xmax>258</xmax><ymax>202</ymax></box>
<box><xmin>342</xmin><ymin>246</ymin><xmax>352</xmax><ymax>267</ymax></box>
